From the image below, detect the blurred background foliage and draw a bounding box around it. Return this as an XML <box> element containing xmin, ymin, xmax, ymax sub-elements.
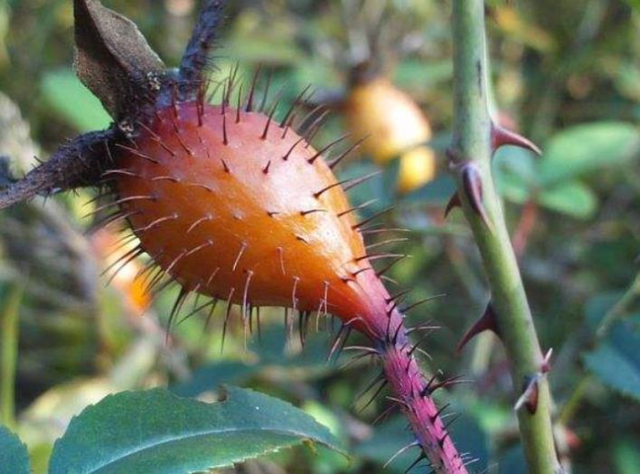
<box><xmin>0</xmin><ymin>0</ymin><xmax>638</xmax><ymax>472</ymax></box>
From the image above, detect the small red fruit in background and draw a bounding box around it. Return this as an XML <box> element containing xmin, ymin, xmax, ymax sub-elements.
<box><xmin>91</xmin><ymin>226</ymin><xmax>150</xmax><ymax>317</ymax></box>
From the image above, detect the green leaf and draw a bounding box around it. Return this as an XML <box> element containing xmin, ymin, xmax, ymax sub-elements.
<box><xmin>0</xmin><ymin>425</ymin><xmax>30</xmax><ymax>474</ymax></box>
<box><xmin>622</xmin><ymin>0</ymin><xmax>640</xmax><ymax>11</ymax></box>
<box><xmin>494</xmin><ymin>148</ymin><xmax>538</xmax><ymax>203</ymax></box>
<box><xmin>537</xmin><ymin>181</ymin><xmax>598</xmax><ymax>219</ymax></box>
<box><xmin>393</xmin><ymin>59</ymin><xmax>453</xmax><ymax>90</ymax></box>
<box><xmin>402</xmin><ymin>175</ymin><xmax>457</xmax><ymax>205</ymax></box>
<box><xmin>584</xmin><ymin>292</ymin><xmax>622</xmax><ymax>333</ymax></box>
<box><xmin>498</xmin><ymin>444</ymin><xmax>527</xmax><ymax>474</ymax></box>
<box><xmin>613</xmin><ymin>438</ymin><xmax>640</xmax><ymax>474</ymax></box>
<box><xmin>584</xmin><ymin>322</ymin><xmax>640</xmax><ymax>401</ymax></box>
<box><xmin>49</xmin><ymin>387</ymin><xmax>344</xmax><ymax>474</ymax></box>
<box><xmin>538</xmin><ymin>122</ymin><xmax>640</xmax><ymax>185</ymax></box>
<box><xmin>41</xmin><ymin>70</ymin><xmax>112</xmax><ymax>132</ymax></box>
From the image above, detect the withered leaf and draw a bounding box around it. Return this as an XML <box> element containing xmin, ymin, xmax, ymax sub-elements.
<box><xmin>74</xmin><ymin>0</ymin><xmax>165</xmax><ymax>120</ymax></box>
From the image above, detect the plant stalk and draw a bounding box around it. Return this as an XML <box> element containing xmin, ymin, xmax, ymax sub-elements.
<box><xmin>1</xmin><ymin>283</ymin><xmax>23</xmax><ymax>429</ymax></box>
<box><xmin>449</xmin><ymin>1</ymin><xmax>561</xmax><ymax>473</ymax></box>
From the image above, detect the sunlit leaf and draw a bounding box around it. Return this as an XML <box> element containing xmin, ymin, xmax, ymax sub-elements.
<box><xmin>538</xmin><ymin>180</ymin><xmax>598</xmax><ymax>219</ymax></box>
<box><xmin>394</xmin><ymin>60</ymin><xmax>453</xmax><ymax>90</ymax></box>
<box><xmin>41</xmin><ymin>70</ymin><xmax>111</xmax><ymax>132</ymax></box>
<box><xmin>538</xmin><ymin>122</ymin><xmax>640</xmax><ymax>185</ymax></box>
<box><xmin>622</xmin><ymin>0</ymin><xmax>640</xmax><ymax>11</ymax></box>
<box><xmin>494</xmin><ymin>148</ymin><xmax>538</xmax><ymax>203</ymax></box>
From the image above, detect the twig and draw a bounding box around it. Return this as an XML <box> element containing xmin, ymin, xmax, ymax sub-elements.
<box><xmin>449</xmin><ymin>1</ymin><xmax>561</xmax><ymax>472</ymax></box>
<box><xmin>0</xmin><ymin>283</ymin><xmax>24</xmax><ymax>429</ymax></box>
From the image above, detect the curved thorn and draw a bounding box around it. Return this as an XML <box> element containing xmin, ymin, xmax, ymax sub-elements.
<box><xmin>491</xmin><ymin>123</ymin><xmax>542</xmax><ymax>156</ymax></box>
<box><xmin>444</xmin><ymin>192</ymin><xmax>461</xmax><ymax>218</ymax></box>
<box><xmin>456</xmin><ymin>302</ymin><xmax>500</xmax><ymax>354</ymax></box>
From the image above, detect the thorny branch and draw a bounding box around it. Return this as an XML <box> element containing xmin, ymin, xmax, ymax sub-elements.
<box><xmin>448</xmin><ymin>0</ymin><xmax>562</xmax><ymax>473</ymax></box>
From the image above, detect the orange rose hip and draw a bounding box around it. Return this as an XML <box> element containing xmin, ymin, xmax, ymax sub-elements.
<box><xmin>115</xmin><ymin>102</ymin><xmax>393</xmax><ymax>337</ymax></box>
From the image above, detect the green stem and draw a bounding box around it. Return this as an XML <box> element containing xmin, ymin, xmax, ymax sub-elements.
<box><xmin>559</xmin><ymin>271</ymin><xmax>639</xmax><ymax>425</ymax></box>
<box><xmin>595</xmin><ymin>272</ymin><xmax>639</xmax><ymax>339</ymax></box>
<box><xmin>558</xmin><ymin>376</ymin><xmax>590</xmax><ymax>425</ymax></box>
<box><xmin>450</xmin><ymin>1</ymin><xmax>561</xmax><ymax>473</ymax></box>
<box><xmin>1</xmin><ymin>283</ymin><xmax>23</xmax><ymax>429</ymax></box>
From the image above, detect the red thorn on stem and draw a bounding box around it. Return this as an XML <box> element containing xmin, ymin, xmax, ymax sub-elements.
<box><xmin>515</xmin><ymin>375</ymin><xmax>541</xmax><ymax>414</ymax></box>
<box><xmin>460</xmin><ymin>164</ymin><xmax>491</xmax><ymax>229</ymax></box>
<box><xmin>541</xmin><ymin>348</ymin><xmax>553</xmax><ymax>374</ymax></box>
<box><xmin>491</xmin><ymin>123</ymin><xmax>542</xmax><ymax>156</ymax></box>
<box><xmin>444</xmin><ymin>192</ymin><xmax>461</xmax><ymax>218</ymax></box>
<box><xmin>515</xmin><ymin>348</ymin><xmax>553</xmax><ymax>414</ymax></box>
<box><xmin>457</xmin><ymin>302</ymin><xmax>500</xmax><ymax>354</ymax></box>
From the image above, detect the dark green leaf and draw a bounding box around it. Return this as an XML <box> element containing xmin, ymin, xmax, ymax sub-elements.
<box><xmin>584</xmin><ymin>322</ymin><xmax>640</xmax><ymax>400</ymax></box>
<box><xmin>0</xmin><ymin>425</ymin><xmax>30</xmax><ymax>474</ymax></box>
<box><xmin>498</xmin><ymin>444</ymin><xmax>527</xmax><ymax>474</ymax></box>
<box><xmin>49</xmin><ymin>387</ymin><xmax>344</xmax><ymax>474</ymax></box>
<box><xmin>538</xmin><ymin>122</ymin><xmax>640</xmax><ymax>185</ymax></box>
<box><xmin>585</xmin><ymin>292</ymin><xmax>622</xmax><ymax>332</ymax></box>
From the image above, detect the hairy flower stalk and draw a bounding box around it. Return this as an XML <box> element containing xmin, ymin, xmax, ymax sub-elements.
<box><xmin>345</xmin><ymin>273</ymin><xmax>469</xmax><ymax>473</ymax></box>
<box><xmin>376</xmin><ymin>312</ymin><xmax>469</xmax><ymax>473</ymax></box>
<box><xmin>449</xmin><ymin>1</ymin><xmax>562</xmax><ymax>473</ymax></box>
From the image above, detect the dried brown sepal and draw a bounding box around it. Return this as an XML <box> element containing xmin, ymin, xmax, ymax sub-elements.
<box><xmin>456</xmin><ymin>301</ymin><xmax>500</xmax><ymax>354</ymax></box>
<box><xmin>74</xmin><ymin>0</ymin><xmax>165</xmax><ymax>119</ymax></box>
<box><xmin>0</xmin><ymin>129</ymin><xmax>119</xmax><ymax>210</ymax></box>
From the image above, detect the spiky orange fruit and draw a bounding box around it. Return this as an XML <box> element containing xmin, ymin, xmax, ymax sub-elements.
<box><xmin>114</xmin><ymin>103</ymin><xmax>392</xmax><ymax>337</ymax></box>
<box><xmin>112</xmin><ymin>99</ymin><xmax>468</xmax><ymax>473</ymax></box>
<box><xmin>345</xmin><ymin>77</ymin><xmax>436</xmax><ymax>193</ymax></box>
